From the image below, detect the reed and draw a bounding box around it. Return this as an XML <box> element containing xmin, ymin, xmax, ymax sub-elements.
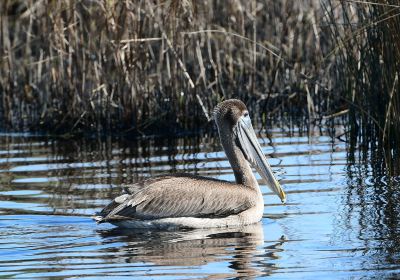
<box><xmin>0</xmin><ymin>0</ymin><xmax>330</xmax><ymax>134</ymax></box>
<box><xmin>322</xmin><ymin>0</ymin><xmax>400</xmax><ymax>172</ymax></box>
<box><xmin>0</xmin><ymin>0</ymin><xmax>399</xmax><ymax>156</ymax></box>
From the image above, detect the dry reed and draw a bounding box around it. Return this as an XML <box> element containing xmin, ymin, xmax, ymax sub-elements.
<box><xmin>1</xmin><ymin>0</ymin><xmax>399</xmax><ymax>161</ymax></box>
<box><xmin>322</xmin><ymin>0</ymin><xmax>400</xmax><ymax>173</ymax></box>
<box><xmin>0</xmin><ymin>0</ymin><xmax>330</xmax><ymax>134</ymax></box>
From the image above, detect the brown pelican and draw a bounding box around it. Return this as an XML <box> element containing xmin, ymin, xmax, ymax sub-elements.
<box><xmin>94</xmin><ymin>99</ymin><xmax>286</xmax><ymax>229</ymax></box>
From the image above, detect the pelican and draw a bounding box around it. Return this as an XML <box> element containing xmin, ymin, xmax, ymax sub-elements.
<box><xmin>94</xmin><ymin>99</ymin><xmax>286</xmax><ymax>229</ymax></box>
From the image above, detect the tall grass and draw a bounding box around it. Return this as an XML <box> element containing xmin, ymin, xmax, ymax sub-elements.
<box><xmin>1</xmin><ymin>0</ymin><xmax>399</xmax><ymax>160</ymax></box>
<box><xmin>322</xmin><ymin>0</ymin><xmax>400</xmax><ymax>173</ymax></box>
<box><xmin>0</xmin><ymin>0</ymin><xmax>330</xmax><ymax>134</ymax></box>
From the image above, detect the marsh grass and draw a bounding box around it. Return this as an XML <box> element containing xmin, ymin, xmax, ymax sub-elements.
<box><xmin>322</xmin><ymin>0</ymin><xmax>400</xmax><ymax>173</ymax></box>
<box><xmin>1</xmin><ymin>0</ymin><xmax>400</xmax><ymax>168</ymax></box>
<box><xmin>0</xmin><ymin>0</ymin><xmax>331</xmax><ymax>134</ymax></box>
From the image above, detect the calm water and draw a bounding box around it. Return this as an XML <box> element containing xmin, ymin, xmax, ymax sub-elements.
<box><xmin>1</xmin><ymin>126</ymin><xmax>400</xmax><ymax>279</ymax></box>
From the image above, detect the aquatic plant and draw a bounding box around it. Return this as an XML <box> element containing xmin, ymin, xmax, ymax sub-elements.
<box><xmin>0</xmin><ymin>0</ymin><xmax>399</xmax><ymax>163</ymax></box>
<box><xmin>0</xmin><ymin>0</ymin><xmax>329</xmax><ymax>134</ymax></box>
<box><xmin>322</xmin><ymin>0</ymin><xmax>400</xmax><ymax>173</ymax></box>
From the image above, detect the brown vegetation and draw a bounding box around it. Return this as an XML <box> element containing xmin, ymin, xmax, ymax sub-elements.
<box><xmin>0</xmin><ymin>0</ymin><xmax>399</xmax><ymax>151</ymax></box>
<box><xmin>0</xmin><ymin>0</ymin><xmax>331</xmax><ymax>134</ymax></box>
<box><xmin>323</xmin><ymin>0</ymin><xmax>400</xmax><ymax>171</ymax></box>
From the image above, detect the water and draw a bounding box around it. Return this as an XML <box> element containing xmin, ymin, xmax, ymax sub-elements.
<box><xmin>1</xmin><ymin>127</ymin><xmax>400</xmax><ymax>279</ymax></box>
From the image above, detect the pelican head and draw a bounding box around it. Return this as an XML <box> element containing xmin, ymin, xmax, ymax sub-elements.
<box><xmin>214</xmin><ymin>99</ymin><xmax>286</xmax><ymax>203</ymax></box>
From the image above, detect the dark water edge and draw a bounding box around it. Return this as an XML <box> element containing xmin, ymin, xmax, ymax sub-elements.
<box><xmin>1</xmin><ymin>124</ymin><xmax>400</xmax><ymax>279</ymax></box>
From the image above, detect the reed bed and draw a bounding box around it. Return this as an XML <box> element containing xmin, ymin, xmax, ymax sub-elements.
<box><xmin>322</xmin><ymin>0</ymin><xmax>400</xmax><ymax>172</ymax></box>
<box><xmin>0</xmin><ymin>0</ymin><xmax>331</xmax><ymax>134</ymax></box>
<box><xmin>0</xmin><ymin>0</ymin><xmax>399</xmax><ymax>155</ymax></box>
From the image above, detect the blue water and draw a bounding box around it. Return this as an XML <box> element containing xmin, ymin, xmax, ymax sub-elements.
<box><xmin>0</xmin><ymin>126</ymin><xmax>400</xmax><ymax>279</ymax></box>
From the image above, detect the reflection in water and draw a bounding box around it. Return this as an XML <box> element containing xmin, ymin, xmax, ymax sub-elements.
<box><xmin>97</xmin><ymin>223</ymin><xmax>277</xmax><ymax>278</ymax></box>
<box><xmin>1</xmin><ymin>127</ymin><xmax>400</xmax><ymax>278</ymax></box>
<box><xmin>342</xmin><ymin>145</ymin><xmax>400</xmax><ymax>272</ymax></box>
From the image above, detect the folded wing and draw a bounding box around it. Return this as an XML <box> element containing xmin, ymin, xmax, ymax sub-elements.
<box><xmin>96</xmin><ymin>175</ymin><xmax>257</xmax><ymax>223</ymax></box>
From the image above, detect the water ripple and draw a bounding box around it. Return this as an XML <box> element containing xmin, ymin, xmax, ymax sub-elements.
<box><xmin>0</xmin><ymin>128</ymin><xmax>399</xmax><ymax>278</ymax></box>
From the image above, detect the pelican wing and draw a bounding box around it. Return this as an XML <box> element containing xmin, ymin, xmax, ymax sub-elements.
<box><xmin>96</xmin><ymin>174</ymin><xmax>257</xmax><ymax>222</ymax></box>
